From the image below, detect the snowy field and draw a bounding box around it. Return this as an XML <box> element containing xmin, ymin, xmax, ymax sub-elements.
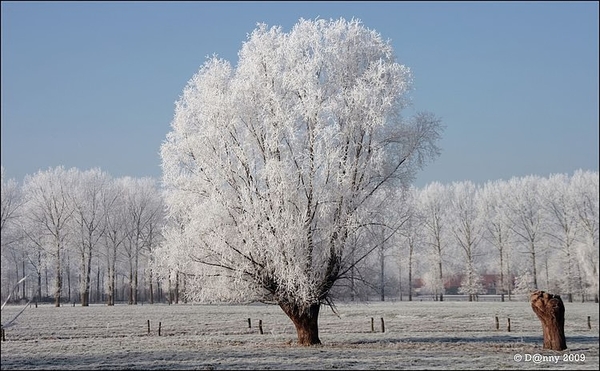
<box><xmin>1</xmin><ymin>300</ymin><xmax>598</xmax><ymax>370</ymax></box>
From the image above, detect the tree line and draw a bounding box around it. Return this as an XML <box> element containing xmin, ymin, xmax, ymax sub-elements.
<box><xmin>1</xmin><ymin>166</ymin><xmax>165</xmax><ymax>306</ymax></box>
<box><xmin>343</xmin><ymin>170</ymin><xmax>598</xmax><ymax>304</ymax></box>
<box><xmin>2</xmin><ymin>166</ymin><xmax>597</xmax><ymax>305</ymax></box>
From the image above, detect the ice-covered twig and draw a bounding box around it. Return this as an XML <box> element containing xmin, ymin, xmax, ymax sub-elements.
<box><xmin>1</xmin><ymin>275</ymin><xmax>29</xmax><ymax>311</ymax></box>
<box><xmin>1</xmin><ymin>275</ymin><xmax>31</xmax><ymax>329</ymax></box>
<box><xmin>2</xmin><ymin>299</ymin><xmax>32</xmax><ymax>329</ymax></box>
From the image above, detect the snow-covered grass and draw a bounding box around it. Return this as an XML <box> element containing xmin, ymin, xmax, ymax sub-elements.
<box><xmin>1</xmin><ymin>300</ymin><xmax>598</xmax><ymax>370</ymax></box>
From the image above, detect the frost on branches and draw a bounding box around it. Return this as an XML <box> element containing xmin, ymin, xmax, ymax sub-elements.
<box><xmin>157</xmin><ymin>17</ymin><xmax>442</xmax><ymax>345</ymax></box>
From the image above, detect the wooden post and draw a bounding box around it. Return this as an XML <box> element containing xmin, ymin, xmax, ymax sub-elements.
<box><xmin>258</xmin><ymin>319</ymin><xmax>263</xmax><ymax>335</ymax></box>
<box><xmin>380</xmin><ymin>317</ymin><xmax>385</xmax><ymax>333</ymax></box>
<box><xmin>588</xmin><ymin>316</ymin><xmax>591</xmax><ymax>330</ymax></box>
<box><xmin>158</xmin><ymin>322</ymin><xmax>161</xmax><ymax>336</ymax></box>
<box><xmin>371</xmin><ymin>317</ymin><xmax>374</xmax><ymax>332</ymax></box>
<box><xmin>1</xmin><ymin>327</ymin><xmax>5</xmax><ymax>341</ymax></box>
<box><xmin>248</xmin><ymin>318</ymin><xmax>251</xmax><ymax>328</ymax></box>
<box><xmin>507</xmin><ymin>318</ymin><xmax>511</xmax><ymax>332</ymax></box>
<box><xmin>530</xmin><ymin>290</ymin><xmax>567</xmax><ymax>351</ymax></box>
<box><xmin>147</xmin><ymin>320</ymin><xmax>150</xmax><ymax>335</ymax></box>
<box><xmin>495</xmin><ymin>316</ymin><xmax>499</xmax><ymax>330</ymax></box>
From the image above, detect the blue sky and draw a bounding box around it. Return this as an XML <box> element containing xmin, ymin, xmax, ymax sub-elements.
<box><xmin>1</xmin><ymin>1</ymin><xmax>598</xmax><ymax>187</ymax></box>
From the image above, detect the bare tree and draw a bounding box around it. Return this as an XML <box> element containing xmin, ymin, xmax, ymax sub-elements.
<box><xmin>1</xmin><ymin>167</ymin><xmax>27</xmax><ymax>302</ymax></box>
<box><xmin>21</xmin><ymin>167</ymin><xmax>77</xmax><ymax>307</ymax></box>
<box><xmin>480</xmin><ymin>180</ymin><xmax>514</xmax><ymax>301</ymax></box>
<box><xmin>17</xmin><ymin>204</ymin><xmax>50</xmax><ymax>304</ymax></box>
<box><xmin>541</xmin><ymin>173</ymin><xmax>581</xmax><ymax>302</ymax></box>
<box><xmin>505</xmin><ymin>175</ymin><xmax>546</xmax><ymax>290</ymax></box>
<box><xmin>121</xmin><ymin>177</ymin><xmax>162</xmax><ymax>305</ymax></box>
<box><xmin>1</xmin><ymin>166</ymin><xmax>25</xmax><ymax>242</ymax></box>
<box><xmin>418</xmin><ymin>182</ymin><xmax>449</xmax><ymax>301</ymax></box>
<box><xmin>102</xmin><ymin>178</ymin><xmax>127</xmax><ymax>306</ymax></box>
<box><xmin>70</xmin><ymin>168</ymin><xmax>111</xmax><ymax>306</ymax></box>
<box><xmin>571</xmin><ymin>170</ymin><xmax>599</xmax><ymax>302</ymax></box>
<box><xmin>390</xmin><ymin>186</ymin><xmax>421</xmax><ymax>301</ymax></box>
<box><xmin>448</xmin><ymin>181</ymin><xmax>486</xmax><ymax>301</ymax></box>
<box><xmin>358</xmin><ymin>189</ymin><xmax>411</xmax><ymax>302</ymax></box>
<box><xmin>139</xmin><ymin>185</ymin><xmax>165</xmax><ymax>304</ymax></box>
<box><xmin>157</xmin><ymin>18</ymin><xmax>442</xmax><ymax>345</ymax></box>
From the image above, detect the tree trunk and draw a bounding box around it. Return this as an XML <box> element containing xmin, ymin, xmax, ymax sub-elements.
<box><xmin>22</xmin><ymin>259</ymin><xmax>26</xmax><ymax>300</ymax></box>
<box><xmin>530</xmin><ymin>246</ymin><xmax>538</xmax><ymax>290</ymax></box>
<box><xmin>408</xmin><ymin>243</ymin><xmax>413</xmax><ymax>302</ymax></box>
<box><xmin>530</xmin><ymin>290</ymin><xmax>567</xmax><ymax>351</ymax></box>
<box><xmin>128</xmin><ymin>264</ymin><xmax>134</xmax><ymax>305</ymax></box>
<box><xmin>174</xmin><ymin>271</ymin><xmax>180</xmax><ymax>304</ymax></box>
<box><xmin>54</xmin><ymin>248</ymin><xmax>61</xmax><ymax>307</ymax></box>
<box><xmin>107</xmin><ymin>266</ymin><xmax>115</xmax><ymax>306</ymax></box>
<box><xmin>279</xmin><ymin>301</ymin><xmax>321</xmax><ymax>346</ymax></box>
<box><xmin>82</xmin><ymin>245</ymin><xmax>93</xmax><ymax>306</ymax></box>
<box><xmin>438</xmin><ymin>259</ymin><xmax>444</xmax><ymax>302</ymax></box>
<box><xmin>133</xmin><ymin>253</ymin><xmax>139</xmax><ymax>305</ymax></box>
<box><xmin>96</xmin><ymin>264</ymin><xmax>101</xmax><ymax>303</ymax></box>
<box><xmin>37</xmin><ymin>268</ymin><xmax>42</xmax><ymax>303</ymax></box>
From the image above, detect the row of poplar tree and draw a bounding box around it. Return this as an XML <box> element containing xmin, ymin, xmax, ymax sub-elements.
<box><xmin>1</xmin><ymin>166</ymin><xmax>598</xmax><ymax>305</ymax></box>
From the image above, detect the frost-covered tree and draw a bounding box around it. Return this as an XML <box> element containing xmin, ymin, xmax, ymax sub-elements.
<box><xmin>120</xmin><ymin>177</ymin><xmax>162</xmax><ymax>305</ymax></box>
<box><xmin>505</xmin><ymin>175</ymin><xmax>546</xmax><ymax>290</ymax></box>
<box><xmin>513</xmin><ymin>270</ymin><xmax>536</xmax><ymax>296</ymax></box>
<box><xmin>480</xmin><ymin>180</ymin><xmax>514</xmax><ymax>301</ymax></box>
<box><xmin>70</xmin><ymin>168</ymin><xmax>111</xmax><ymax>306</ymax></box>
<box><xmin>363</xmin><ymin>188</ymin><xmax>410</xmax><ymax>302</ymax></box>
<box><xmin>540</xmin><ymin>173</ymin><xmax>581</xmax><ymax>302</ymax></box>
<box><xmin>19</xmin><ymin>217</ymin><xmax>48</xmax><ymax>303</ymax></box>
<box><xmin>418</xmin><ymin>182</ymin><xmax>449</xmax><ymax>301</ymax></box>
<box><xmin>457</xmin><ymin>268</ymin><xmax>485</xmax><ymax>299</ymax></box>
<box><xmin>157</xmin><ymin>18</ymin><xmax>442</xmax><ymax>345</ymax></box>
<box><xmin>1</xmin><ymin>166</ymin><xmax>24</xmax><ymax>244</ymax></box>
<box><xmin>1</xmin><ymin>167</ymin><xmax>27</xmax><ymax>300</ymax></box>
<box><xmin>102</xmin><ymin>178</ymin><xmax>127</xmax><ymax>306</ymax></box>
<box><xmin>395</xmin><ymin>186</ymin><xmax>423</xmax><ymax>301</ymax></box>
<box><xmin>449</xmin><ymin>181</ymin><xmax>485</xmax><ymax>301</ymax></box>
<box><xmin>141</xmin><ymin>194</ymin><xmax>165</xmax><ymax>305</ymax></box>
<box><xmin>21</xmin><ymin>166</ymin><xmax>77</xmax><ymax>307</ymax></box>
<box><xmin>571</xmin><ymin>170</ymin><xmax>599</xmax><ymax>302</ymax></box>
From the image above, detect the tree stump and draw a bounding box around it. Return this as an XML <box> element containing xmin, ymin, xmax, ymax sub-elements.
<box><xmin>530</xmin><ymin>290</ymin><xmax>567</xmax><ymax>351</ymax></box>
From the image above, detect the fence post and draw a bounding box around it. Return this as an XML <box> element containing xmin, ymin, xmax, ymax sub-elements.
<box><xmin>371</xmin><ymin>317</ymin><xmax>374</xmax><ymax>332</ymax></box>
<box><xmin>507</xmin><ymin>318</ymin><xmax>511</xmax><ymax>332</ymax></box>
<box><xmin>495</xmin><ymin>316</ymin><xmax>499</xmax><ymax>330</ymax></box>
<box><xmin>588</xmin><ymin>316</ymin><xmax>591</xmax><ymax>330</ymax></box>
<box><xmin>248</xmin><ymin>318</ymin><xmax>252</xmax><ymax>328</ymax></box>
<box><xmin>258</xmin><ymin>319</ymin><xmax>263</xmax><ymax>335</ymax></box>
<box><xmin>147</xmin><ymin>320</ymin><xmax>150</xmax><ymax>335</ymax></box>
<box><xmin>158</xmin><ymin>322</ymin><xmax>162</xmax><ymax>336</ymax></box>
<box><xmin>380</xmin><ymin>317</ymin><xmax>385</xmax><ymax>333</ymax></box>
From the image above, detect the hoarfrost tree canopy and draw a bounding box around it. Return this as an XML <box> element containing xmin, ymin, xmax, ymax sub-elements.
<box><xmin>158</xmin><ymin>17</ymin><xmax>443</xmax><ymax>345</ymax></box>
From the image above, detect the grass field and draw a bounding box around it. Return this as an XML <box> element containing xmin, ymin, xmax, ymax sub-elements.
<box><xmin>1</xmin><ymin>300</ymin><xmax>598</xmax><ymax>370</ymax></box>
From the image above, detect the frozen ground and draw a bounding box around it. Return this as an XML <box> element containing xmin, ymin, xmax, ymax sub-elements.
<box><xmin>1</xmin><ymin>299</ymin><xmax>598</xmax><ymax>370</ymax></box>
